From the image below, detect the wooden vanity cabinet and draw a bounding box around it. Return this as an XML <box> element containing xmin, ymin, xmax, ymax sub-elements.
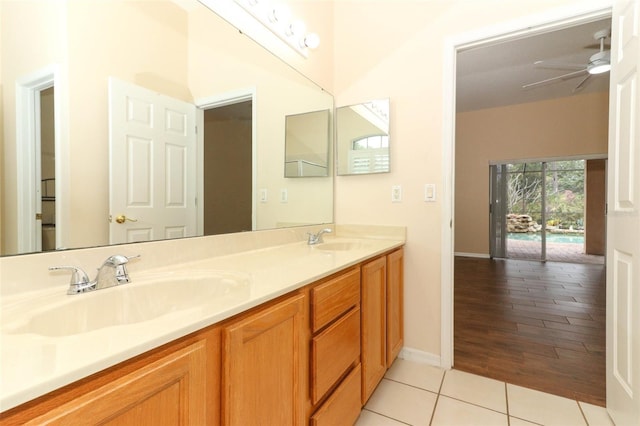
<box><xmin>361</xmin><ymin>248</ymin><xmax>405</xmax><ymax>404</ymax></box>
<box><xmin>2</xmin><ymin>246</ymin><xmax>404</xmax><ymax>426</ymax></box>
<box><xmin>0</xmin><ymin>327</ymin><xmax>221</xmax><ymax>426</ymax></box>
<box><xmin>360</xmin><ymin>256</ymin><xmax>388</xmax><ymax>404</ymax></box>
<box><xmin>221</xmin><ymin>292</ymin><xmax>307</xmax><ymax>426</ymax></box>
<box><xmin>386</xmin><ymin>247</ymin><xmax>404</xmax><ymax>367</ymax></box>
<box><xmin>309</xmin><ymin>267</ymin><xmax>362</xmax><ymax>426</ymax></box>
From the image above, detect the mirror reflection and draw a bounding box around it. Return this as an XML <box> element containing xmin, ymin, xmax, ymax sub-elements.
<box><xmin>284</xmin><ymin>109</ymin><xmax>330</xmax><ymax>178</ymax></box>
<box><xmin>336</xmin><ymin>99</ymin><xmax>390</xmax><ymax>175</ymax></box>
<box><xmin>0</xmin><ymin>0</ymin><xmax>334</xmax><ymax>256</ymax></box>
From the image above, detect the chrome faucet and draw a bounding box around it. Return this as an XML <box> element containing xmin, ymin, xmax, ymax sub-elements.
<box><xmin>307</xmin><ymin>228</ymin><xmax>332</xmax><ymax>245</ymax></box>
<box><xmin>50</xmin><ymin>254</ymin><xmax>140</xmax><ymax>295</ymax></box>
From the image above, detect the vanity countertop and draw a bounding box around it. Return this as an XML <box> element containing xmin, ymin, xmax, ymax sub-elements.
<box><xmin>0</xmin><ymin>232</ymin><xmax>404</xmax><ymax>412</ymax></box>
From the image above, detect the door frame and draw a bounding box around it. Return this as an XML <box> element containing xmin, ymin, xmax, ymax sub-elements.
<box><xmin>15</xmin><ymin>64</ymin><xmax>67</xmax><ymax>253</ymax></box>
<box><xmin>440</xmin><ymin>4</ymin><xmax>613</xmax><ymax>369</ymax></box>
<box><xmin>195</xmin><ymin>88</ymin><xmax>257</xmax><ymax>233</ymax></box>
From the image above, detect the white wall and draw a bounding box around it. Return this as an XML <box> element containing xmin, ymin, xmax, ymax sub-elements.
<box><xmin>332</xmin><ymin>0</ymin><xmax>612</xmax><ymax>361</ymax></box>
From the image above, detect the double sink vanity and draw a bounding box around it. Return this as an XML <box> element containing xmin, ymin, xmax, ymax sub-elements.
<box><xmin>0</xmin><ymin>225</ymin><xmax>405</xmax><ymax>424</ymax></box>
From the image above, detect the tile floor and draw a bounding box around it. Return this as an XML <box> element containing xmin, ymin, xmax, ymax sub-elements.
<box><xmin>356</xmin><ymin>359</ymin><xmax>614</xmax><ymax>426</ymax></box>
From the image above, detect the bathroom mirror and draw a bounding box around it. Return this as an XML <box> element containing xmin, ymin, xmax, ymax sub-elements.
<box><xmin>336</xmin><ymin>99</ymin><xmax>390</xmax><ymax>176</ymax></box>
<box><xmin>284</xmin><ymin>109</ymin><xmax>330</xmax><ymax>178</ymax></box>
<box><xmin>0</xmin><ymin>0</ymin><xmax>333</xmax><ymax>256</ymax></box>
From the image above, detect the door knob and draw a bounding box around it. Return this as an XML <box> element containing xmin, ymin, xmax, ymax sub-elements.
<box><xmin>115</xmin><ymin>214</ymin><xmax>138</xmax><ymax>224</ymax></box>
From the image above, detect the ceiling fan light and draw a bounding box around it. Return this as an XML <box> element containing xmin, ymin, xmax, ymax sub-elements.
<box><xmin>588</xmin><ymin>62</ymin><xmax>611</xmax><ymax>74</ymax></box>
<box><xmin>587</xmin><ymin>50</ymin><xmax>611</xmax><ymax>75</ymax></box>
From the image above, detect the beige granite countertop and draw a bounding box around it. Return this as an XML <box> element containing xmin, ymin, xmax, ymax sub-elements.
<box><xmin>0</xmin><ymin>225</ymin><xmax>405</xmax><ymax>412</ymax></box>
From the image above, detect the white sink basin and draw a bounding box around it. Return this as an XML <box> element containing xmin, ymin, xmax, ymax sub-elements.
<box><xmin>316</xmin><ymin>241</ymin><xmax>370</xmax><ymax>251</ymax></box>
<box><xmin>4</xmin><ymin>270</ymin><xmax>250</xmax><ymax>337</ymax></box>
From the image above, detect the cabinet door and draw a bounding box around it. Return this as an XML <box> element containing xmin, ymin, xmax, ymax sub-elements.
<box><xmin>21</xmin><ymin>340</ymin><xmax>209</xmax><ymax>425</ymax></box>
<box><xmin>222</xmin><ymin>293</ymin><xmax>306</xmax><ymax>426</ymax></box>
<box><xmin>361</xmin><ymin>256</ymin><xmax>387</xmax><ymax>404</ymax></box>
<box><xmin>386</xmin><ymin>248</ymin><xmax>404</xmax><ymax>367</ymax></box>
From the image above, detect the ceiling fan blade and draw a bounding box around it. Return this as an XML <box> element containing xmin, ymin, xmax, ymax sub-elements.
<box><xmin>572</xmin><ymin>74</ymin><xmax>592</xmax><ymax>93</ymax></box>
<box><xmin>534</xmin><ymin>60</ymin><xmax>586</xmax><ymax>71</ymax></box>
<box><xmin>522</xmin><ymin>69</ymin><xmax>588</xmax><ymax>90</ymax></box>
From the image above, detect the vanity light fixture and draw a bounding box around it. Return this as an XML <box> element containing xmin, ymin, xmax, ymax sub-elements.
<box><xmin>234</xmin><ymin>0</ymin><xmax>320</xmax><ymax>57</ymax></box>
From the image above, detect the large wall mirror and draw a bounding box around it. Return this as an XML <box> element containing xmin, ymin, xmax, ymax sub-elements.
<box><xmin>336</xmin><ymin>99</ymin><xmax>390</xmax><ymax>176</ymax></box>
<box><xmin>0</xmin><ymin>0</ymin><xmax>334</xmax><ymax>256</ymax></box>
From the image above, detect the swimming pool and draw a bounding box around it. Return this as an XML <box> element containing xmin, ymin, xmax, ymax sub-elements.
<box><xmin>507</xmin><ymin>232</ymin><xmax>584</xmax><ymax>244</ymax></box>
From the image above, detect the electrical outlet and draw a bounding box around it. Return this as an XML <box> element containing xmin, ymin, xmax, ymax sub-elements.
<box><xmin>260</xmin><ymin>188</ymin><xmax>268</xmax><ymax>203</ymax></box>
<box><xmin>424</xmin><ymin>184</ymin><xmax>436</xmax><ymax>202</ymax></box>
<box><xmin>280</xmin><ymin>188</ymin><xmax>288</xmax><ymax>203</ymax></box>
<box><xmin>391</xmin><ymin>185</ymin><xmax>402</xmax><ymax>203</ymax></box>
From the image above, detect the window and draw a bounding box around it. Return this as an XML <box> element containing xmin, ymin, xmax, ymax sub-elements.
<box><xmin>348</xmin><ymin>135</ymin><xmax>389</xmax><ymax>173</ymax></box>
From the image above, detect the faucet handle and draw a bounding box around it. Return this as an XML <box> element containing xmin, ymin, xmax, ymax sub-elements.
<box><xmin>49</xmin><ymin>265</ymin><xmax>90</xmax><ymax>285</ymax></box>
<box><xmin>104</xmin><ymin>254</ymin><xmax>139</xmax><ymax>266</ymax></box>
<box><xmin>107</xmin><ymin>254</ymin><xmax>140</xmax><ymax>284</ymax></box>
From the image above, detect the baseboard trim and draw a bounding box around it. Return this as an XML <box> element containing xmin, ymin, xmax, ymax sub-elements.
<box><xmin>398</xmin><ymin>347</ymin><xmax>442</xmax><ymax>368</ymax></box>
<box><xmin>454</xmin><ymin>252</ymin><xmax>490</xmax><ymax>259</ymax></box>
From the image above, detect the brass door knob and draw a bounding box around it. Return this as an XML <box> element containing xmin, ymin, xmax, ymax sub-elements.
<box><xmin>115</xmin><ymin>214</ymin><xmax>138</xmax><ymax>224</ymax></box>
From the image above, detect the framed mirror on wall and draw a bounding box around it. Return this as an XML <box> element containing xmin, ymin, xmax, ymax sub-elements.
<box><xmin>284</xmin><ymin>109</ymin><xmax>330</xmax><ymax>178</ymax></box>
<box><xmin>0</xmin><ymin>0</ymin><xmax>334</xmax><ymax>257</ymax></box>
<box><xmin>336</xmin><ymin>98</ymin><xmax>390</xmax><ymax>176</ymax></box>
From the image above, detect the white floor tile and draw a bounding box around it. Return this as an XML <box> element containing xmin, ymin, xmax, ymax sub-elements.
<box><xmin>507</xmin><ymin>384</ymin><xmax>587</xmax><ymax>426</ymax></box>
<box><xmin>385</xmin><ymin>358</ymin><xmax>444</xmax><ymax>393</ymax></box>
<box><xmin>579</xmin><ymin>402</ymin><xmax>615</xmax><ymax>426</ymax></box>
<box><xmin>440</xmin><ymin>369</ymin><xmax>507</xmax><ymax>413</ymax></box>
<box><xmin>509</xmin><ymin>416</ymin><xmax>542</xmax><ymax>425</ymax></box>
<box><xmin>355</xmin><ymin>409</ymin><xmax>407</xmax><ymax>426</ymax></box>
<box><xmin>431</xmin><ymin>395</ymin><xmax>508</xmax><ymax>426</ymax></box>
<box><xmin>365</xmin><ymin>378</ymin><xmax>437</xmax><ymax>426</ymax></box>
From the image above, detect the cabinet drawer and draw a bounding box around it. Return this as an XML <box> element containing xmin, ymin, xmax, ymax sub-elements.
<box><xmin>311</xmin><ymin>267</ymin><xmax>360</xmax><ymax>332</ymax></box>
<box><xmin>310</xmin><ymin>364</ymin><xmax>362</xmax><ymax>426</ymax></box>
<box><xmin>311</xmin><ymin>307</ymin><xmax>360</xmax><ymax>404</ymax></box>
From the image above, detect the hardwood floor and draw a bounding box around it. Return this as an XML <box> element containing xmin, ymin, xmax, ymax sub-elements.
<box><xmin>454</xmin><ymin>256</ymin><xmax>606</xmax><ymax>406</ymax></box>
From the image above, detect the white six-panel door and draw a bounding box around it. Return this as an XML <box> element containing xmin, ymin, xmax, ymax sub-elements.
<box><xmin>108</xmin><ymin>78</ymin><xmax>197</xmax><ymax>245</ymax></box>
<box><xmin>607</xmin><ymin>1</ymin><xmax>640</xmax><ymax>424</ymax></box>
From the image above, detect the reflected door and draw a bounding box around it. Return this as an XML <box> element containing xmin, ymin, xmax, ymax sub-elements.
<box><xmin>108</xmin><ymin>78</ymin><xmax>197</xmax><ymax>244</ymax></box>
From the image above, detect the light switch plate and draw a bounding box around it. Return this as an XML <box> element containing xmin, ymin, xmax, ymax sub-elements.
<box><xmin>424</xmin><ymin>184</ymin><xmax>436</xmax><ymax>202</ymax></box>
<box><xmin>280</xmin><ymin>188</ymin><xmax>288</xmax><ymax>203</ymax></box>
<box><xmin>391</xmin><ymin>185</ymin><xmax>402</xmax><ymax>203</ymax></box>
<box><xmin>260</xmin><ymin>188</ymin><xmax>268</xmax><ymax>203</ymax></box>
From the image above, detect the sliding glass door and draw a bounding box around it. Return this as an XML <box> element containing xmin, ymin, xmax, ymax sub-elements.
<box><xmin>489</xmin><ymin>159</ymin><xmax>587</xmax><ymax>262</ymax></box>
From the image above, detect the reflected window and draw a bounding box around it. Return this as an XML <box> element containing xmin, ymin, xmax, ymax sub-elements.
<box><xmin>349</xmin><ymin>135</ymin><xmax>389</xmax><ymax>173</ymax></box>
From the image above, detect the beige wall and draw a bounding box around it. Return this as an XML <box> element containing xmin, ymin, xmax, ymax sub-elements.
<box><xmin>332</xmin><ymin>0</ymin><xmax>611</xmax><ymax>359</ymax></box>
<box><xmin>1</xmin><ymin>0</ymin><xmax>66</xmax><ymax>254</ymax></box>
<box><xmin>455</xmin><ymin>91</ymin><xmax>608</xmax><ymax>255</ymax></box>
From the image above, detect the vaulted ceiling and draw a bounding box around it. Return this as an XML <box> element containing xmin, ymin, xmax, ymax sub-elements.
<box><xmin>456</xmin><ymin>18</ymin><xmax>612</xmax><ymax>112</ymax></box>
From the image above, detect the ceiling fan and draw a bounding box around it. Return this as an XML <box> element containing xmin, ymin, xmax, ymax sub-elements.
<box><xmin>522</xmin><ymin>29</ymin><xmax>611</xmax><ymax>92</ymax></box>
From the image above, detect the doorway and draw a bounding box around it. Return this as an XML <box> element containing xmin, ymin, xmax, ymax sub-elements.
<box><xmin>442</xmin><ymin>5</ymin><xmax>613</xmax><ymax>405</ymax></box>
<box><xmin>201</xmin><ymin>100</ymin><xmax>253</xmax><ymax>235</ymax></box>
<box><xmin>39</xmin><ymin>87</ymin><xmax>56</xmax><ymax>251</ymax></box>
<box><xmin>16</xmin><ymin>67</ymin><xmax>60</xmax><ymax>254</ymax></box>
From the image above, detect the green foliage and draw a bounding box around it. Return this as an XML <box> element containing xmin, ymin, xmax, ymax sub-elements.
<box><xmin>506</xmin><ymin>160</ymin><xmax>585</xmax><ymax>229</ymax></box>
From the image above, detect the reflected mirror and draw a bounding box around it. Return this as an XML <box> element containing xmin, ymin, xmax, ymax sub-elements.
<box><xmin>285</xmin><ymin>109</ymin><xmax>330</xmax><ymax>177</ymax></box>
<box><xmin>0</xmin><ymin>0</ymin><xmax>334</xmax><ymax>256</ymax></box>
<box><xmin>336</xmin><ymin>99</ymin><xmax>390</xmax><ymax>175</ymax></box>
